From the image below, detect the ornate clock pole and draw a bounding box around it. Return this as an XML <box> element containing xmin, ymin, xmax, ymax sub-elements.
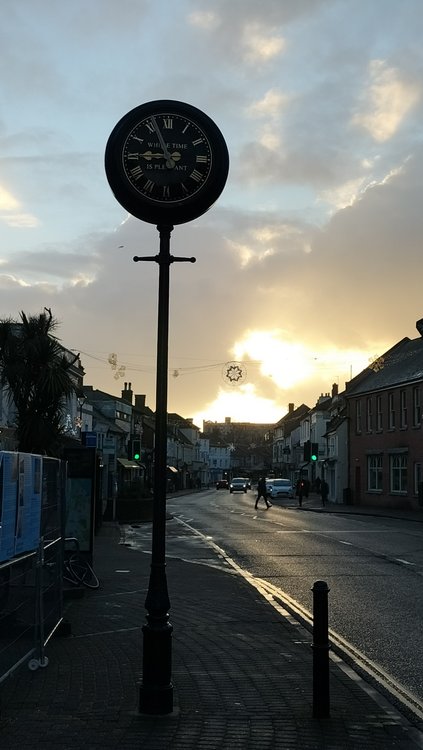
<box><xmin>133</xmin><ymin>226</ymin><xmax>195</xmax><ymax>714</ymax></box>
<box><xmin>105</xmin><ymin>100</ymin><xmax>229</xmax><ymax>715</ymax></box>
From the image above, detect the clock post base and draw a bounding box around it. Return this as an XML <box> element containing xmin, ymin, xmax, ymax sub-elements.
<box><xmin>139</xmin><ymin>613</ymin><xmax>173</xmax><ymax>714</ymax></box>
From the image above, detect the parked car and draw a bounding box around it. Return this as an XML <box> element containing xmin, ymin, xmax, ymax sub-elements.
<box><xmin>229</xmin><ymin>477</ymin><xmax>248</xmax><ymax>493</ymax></box>
<box><xmin>267</xmin><ymin>478</ymin><xmax>294</xmax><ymax>499</ymax></box>
<box><xmin>216</xmin><ymin>479</ymin><xmax>229</xmax><ymax>490</ymax></box>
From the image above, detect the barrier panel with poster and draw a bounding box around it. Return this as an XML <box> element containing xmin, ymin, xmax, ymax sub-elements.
<box><xmin>0</xmin><ymin>452</ymin><xmax>65</xmax><ymax>685</ymax></box>
<box><xmin>63</xmin><ymin>446</ymin><xmax>96</xmax><ymax>560</ymax></box>
<box><xmin>0</xmin><ymin>452</ymin><xmax>19</xmax><ymax>562</ymax></box>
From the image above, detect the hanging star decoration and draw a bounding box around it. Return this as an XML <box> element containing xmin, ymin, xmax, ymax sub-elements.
<box><xmin>222</xmin><ymin>361</ymin><xmax>247</xmax><ymax>386</ymax></box>
<box><xmin>368</xmin><ymin>355</ymin><xmax>385</xmax><ymax>372</ymax></box>
<box><xmin>108</xmin><ymin>353</ymin><xmax>126</xmax><ymax>380</ymax></box>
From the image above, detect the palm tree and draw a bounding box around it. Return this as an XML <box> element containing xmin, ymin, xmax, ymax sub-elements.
<box><xmin>0</xmin><ymin>308</ymin><xmax>79</xmax><ymax>456</ymax></box>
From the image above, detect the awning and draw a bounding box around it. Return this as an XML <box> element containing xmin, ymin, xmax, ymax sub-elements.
<box><xmin>167</xmin><ymin>466</ymin><xmax>178</xmax><ymax>473</ymax></box>
<box><xmin>117</xmin><ymin>458</ymin><xmax>145</xmax><ymax>469</ymax></box>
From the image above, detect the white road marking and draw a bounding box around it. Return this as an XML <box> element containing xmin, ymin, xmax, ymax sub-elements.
<box><xmin>395</xmin><ymin>558</ymin><xmax>415</xmax><ymax>566</ymax></box>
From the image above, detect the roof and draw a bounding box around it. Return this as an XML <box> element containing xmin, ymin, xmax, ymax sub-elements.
<box><xmin>274</xmin><ymin>404</ymin><xmax>310</xmax><ymax>429</ymax></box>
<box><xmin>324</xmin><ymin>411</ymin><xmax>347</xmax><ymax>436</ymax></box>
<box><xmin>345</xmin><ymin>336</ymin><xmax>423</xmax><ymax>397</ymax></box>
<box><xmin>117</xmin><ymin>458</ymin><xmax>144</xmax><ymax>469</ymax></box>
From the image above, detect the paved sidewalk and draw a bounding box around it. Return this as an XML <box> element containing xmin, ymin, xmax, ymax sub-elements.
<box><xmin>296</xmin><ymin>493</ymin><xmax>423</xmax><ymax>523</ymax></box>
<box><xmin>1</xmin><ymin>515</ymin><xmax>423</xmax><ymax>749</ymax></box>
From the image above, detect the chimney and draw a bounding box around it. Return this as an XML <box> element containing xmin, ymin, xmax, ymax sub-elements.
<box><xmin>331</xmin><ymin>383</ymin><xmax>338</xmax><ymax>399</ymax></box>
<box><xmin>416</xmin><ymin>319</ymin><xmax>423</xmax><ymax>337</ymax></box>
<box><xmin>135</xmin><ymin>394</ymin><xmax>146</xmax><ymax>410</ymax></box>
<box><xmin>288</xmin><ymin>403</ymin><xmax>294</xmax><ymax>413</ymax></box>
<box><xmin>121</xmin><ymin>382</ymin><xmax>133</xmax><ymax>405</ymax></box>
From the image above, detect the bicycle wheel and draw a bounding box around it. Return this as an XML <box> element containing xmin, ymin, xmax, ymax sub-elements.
<box><xmin>68</xmin><ymin>556</ymin><xmax>100</xmax><ymax>590</ymax></box>
<box><xmin>63</xmin><ymin>555</ymin><xmax>81</xmax><ymax>587</ymax></box>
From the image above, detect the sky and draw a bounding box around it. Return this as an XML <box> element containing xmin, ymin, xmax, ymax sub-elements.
<box><xmin>1</xmin><ymin>0</ymin><xmax>423</xmax><ymax>428</ymax></box>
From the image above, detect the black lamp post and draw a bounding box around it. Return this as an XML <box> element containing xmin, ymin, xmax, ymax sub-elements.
<box><xmin>77</xmin><ymin>394</ymin><xmax>87</xmax><ymax>440</ymax></box>
<box><xmin>135</xmin><ymin>225</ymin><xmax>195</xmax><ymax>714</ymax></box>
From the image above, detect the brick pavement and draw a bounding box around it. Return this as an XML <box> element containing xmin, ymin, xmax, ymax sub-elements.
<box><xmin>1</xmin><ymin>514</ymin><xmax>423</xmax><ymax>749</ymax></box>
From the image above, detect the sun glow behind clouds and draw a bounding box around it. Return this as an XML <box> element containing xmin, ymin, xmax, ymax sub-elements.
<box><xmin>0</xmin><ymin>184</ymin><xmax>40</xmax><ymax>228</ymax></box>
<box><xmin>193</xmin><ymin>383</ymin><xmax>279</xmax><ymax>427</ymax></box>
<box><xmin>235</xmin><ymin>331</ymin><xmax>314</xmax><ymax>388</ymax></box>
<box><xmin>235</xmin><ymin>330</ymin><xmax>376</xmax><ymax>387</ymax></box>
<box><xmin>192</xmin><ymin>331</ymin><xmax>382</xmax><ymax>427</ymax></box>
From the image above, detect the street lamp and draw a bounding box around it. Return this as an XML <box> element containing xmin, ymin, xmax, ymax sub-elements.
<box><xmin>77</xmin><ymin>394</ymin><xmax>87</xmax><ymax>438</ymax></box>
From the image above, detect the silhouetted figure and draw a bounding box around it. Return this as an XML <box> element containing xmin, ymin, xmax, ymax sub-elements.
<box><xmin>255</xmin><ymin>476</ymin><xmax>271</xmax><ymax>510</ymax></box>
<box><xmin>296</xmin><ymin>479</ymin><xmax>305</xmax><ymax>507</ymax></box>
<box><xmin>320</xmin><ymin>479</ymin><xmax>329</xmax><ymax>506</ymax></box>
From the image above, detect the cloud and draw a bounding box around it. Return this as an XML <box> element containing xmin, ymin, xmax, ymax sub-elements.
<box><xmin>242</xmin><ymin>22</ymin><xmax>285</xmax><ymax>65</ymax></box>
<box><xmin>0</xmin><ymin>183</ymin><xmax>40</xmax><ymax>228</ymax></box>
<box><xmin>353</xmin><ymin>60</ymin><xmax>421</xmax><ymax>142</ymax></box>
<box><xmin>188</xmin><ymin>10</ymin><xmax>220</xmax><ymax>31</ymax></box>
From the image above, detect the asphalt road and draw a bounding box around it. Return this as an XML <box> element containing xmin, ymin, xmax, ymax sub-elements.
<box><xmin>125</xmin><ymin>488</ymin><xmax>423</xmax><ymax>706</ymax></box>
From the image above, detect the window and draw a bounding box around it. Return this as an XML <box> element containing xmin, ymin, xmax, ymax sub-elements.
<box><xmin>355</xmin><ymin>400</ymin><xmax>362</xmax><ymax>433</ymax></box>
<box><xmin>400</xmin><ymin>390</ymin><xmax>407</xmax><ymax>429</ymax></box>
<box><xmin>413</xmin><ymin>386</ymin><xmax>421</xmax><ymax>427</ymax></box>
<box><xmin>376</xmin><ymin>395</ymin><xmax>383</xmax><ymax>431</ymax></box>
<box><xmin>368</xmin><ymin>455</ymin><xmax>383</xmax><ymax>491</ymax></box>
<box><xmin>390</xmin><ymin>454</ymin><xmax>407</xmax><ymax>493</ymax></box>
<box><xmin>366</xmin><ymin>397</ymin><xmax>373</xmax><ymax>432</ymax></box>
<box><xmin>388</xmin><ymin>392</ymin><xmax>395</xmax><ymax>429</ymax></box>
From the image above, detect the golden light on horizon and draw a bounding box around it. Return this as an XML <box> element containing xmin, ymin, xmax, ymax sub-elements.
<box><xmin>192</xmin><ymin>330</ymin><xmax>385</xmax><ymax>427</ymax></box>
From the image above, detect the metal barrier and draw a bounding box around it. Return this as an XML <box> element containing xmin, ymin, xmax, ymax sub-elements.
<box><xmin>0</xmin><ymin>549</ymin><xmax>37</xmax><ymax>682</ymax></box>
<box><xmin>0</xmin><ymin>453</ymin><xmax>65</xmax><ymax>684</ymax></box>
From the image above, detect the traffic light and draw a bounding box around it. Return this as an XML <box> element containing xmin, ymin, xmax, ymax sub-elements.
<box><xmin>132</xmin><ymin>439</ymin><xmax>141</xmax><ymax>461</ymax></box>
<box><xmin>128</xmin><ymin>438</ymin><xmax>141</xmax><ymax>461</ymax></box>
<box><xmin>303</xmin><ymin>440</ymin><xmax>311</xmax><ymax>462</ymax></box>
<box><xmin>311</xmin><ymin>443</ymin><xmax>318</xmax><ymax>462</ymax></box>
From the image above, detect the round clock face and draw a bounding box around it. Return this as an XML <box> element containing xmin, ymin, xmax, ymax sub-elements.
<box><xmin>105</xmin><ymin>100</ymin><xmax>229</xmax><ymax>225</ymax></box>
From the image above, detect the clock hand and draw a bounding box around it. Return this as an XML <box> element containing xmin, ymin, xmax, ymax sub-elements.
<box><xmin>139</xmin><ymin>151</ymin><xmax>167</xmax><ymax>160</ymax></box>
<box><xmin>150</xmin><ymin>116</ymin><xmax>175</xmax><ymax>169</ymax></box>
<box><xmin>138</xmin><ymin>150</ymin><xmax>182</xmax><ymax>162</ymax></box>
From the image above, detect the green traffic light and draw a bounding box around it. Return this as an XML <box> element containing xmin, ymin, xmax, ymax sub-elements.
<box><xmin>134</xmin><ymin>452</ymin><xmax>140</xmax><ymax>460</ymax></box>
<box><xmin>311</xmin><ymin>454</ymin><xmax>317</xmax><ymax>461</ymax></box>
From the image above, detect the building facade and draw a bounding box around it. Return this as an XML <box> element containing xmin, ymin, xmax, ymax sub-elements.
<box><xmin>344</xmin><ymin>323</ymin><xmax>423</xmax><ymax>510</ymax></box>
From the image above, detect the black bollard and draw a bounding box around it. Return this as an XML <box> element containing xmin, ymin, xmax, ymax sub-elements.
<box><xmin>312</xmin><ymin>580</ymin><xmax>330</xmax><ymax>718</ymax></box>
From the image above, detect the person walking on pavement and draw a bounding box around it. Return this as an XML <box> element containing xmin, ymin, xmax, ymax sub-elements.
<box><xmin>296</xmin><ymin>478</ymin><xmax>305</xmax><ymax>507</ymax></box>
<box><xmin>255</xmin><ymin>476</ymin><xmax>271</xmax><ymax>510</ymax></box>
<box><xmin>320</xmin><ymin>479</ymin><xmax>329</xmax><ymax>506</ymax></box>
